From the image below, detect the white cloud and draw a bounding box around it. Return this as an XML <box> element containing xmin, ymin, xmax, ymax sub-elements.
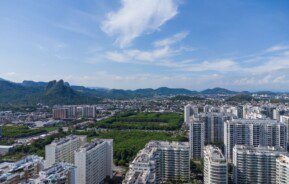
<box><xmin>266</xmin><ymin>44</ymin><xmax>289</xmax><ymax>52</ymax></box>
<box><xmin>243</xmin><ymin>51</ymin><xmax>289</xmax><ymax>74</ymax></box>
<box><xmin>154</xmin><ymin>31</ymin><xmax>188</xmax><ymax>47</ymax></box>
<box><xmin>5</xmin><ymin>72</ymin><xmax>16</xmax><ymax>76</ymax></box>
<box><xmin>185</xmin><ymin>60</ymin><xmax>240</xmax><ymax>72</ymax></box>
<box><xmin>101</xmin><ymin>0</ymin><xmax>179</xmax><ymax>47</ymax></box>
<box><xmin>106</xmin><ymin>52</ymin><xmax>128</xmax><ymax>63</ymax></box>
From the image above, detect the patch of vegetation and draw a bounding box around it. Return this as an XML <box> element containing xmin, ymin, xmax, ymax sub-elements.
<box><xmin>0</xmin><ymin>132</ymin><xmax>67</xmax><ymax>162</ymax></box>
<box><xmin>1</xmin><ymin>125</ymin><xmax>48</xmax><ymax>138</ymax></box>
<box><xmin>96</xmin><ymin>112</ymin><xmax>183</xmax><ymax>130</ymax></box>
<box><xmin>78</xmin><ymin>130</ymin><xmax>187</xmax><ymax>166</ymax></box>
<box><xmin>226</xmin><ymin>94</ymin><xmax>255</xmax><ymax>102</ymax></box>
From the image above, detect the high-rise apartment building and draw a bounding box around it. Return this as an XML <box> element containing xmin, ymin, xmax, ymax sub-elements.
<box><xmin>194</xmin><ymin>112</ymin><xmax>234</xmax><ymax>144</ymax></box>
<box><xmin>184</xmin><ymin>104</ymin><xmax>198</xmax><ymax>125</ymax></box>
<box><xmin>204</xmin><ymin>145</ymin><xmax>227</xmax><ymax>184</ymax></box>
<box><xmin>52</xmin><ymin>108</ymin><xmax>69</xmax><ymax>119</ymax></box>
<box><xmin>276</xmin><ymin>154</ymin><xmax>289</xmax><ymax>184</ymax></box>
<box><xmin>74</xmin><ymin>139</ymin><xmax>113</xmax><ymax>184</ymax></box>
<box><xmin>45</xmin><ymin>135</ymin><xmax>87</xmax><ymax>168</ymax></box>
<box><xmin>189</xmin><ymin>120</ymin><xmax>204</xmax><ymax>159</ymax></box>
<box><xmin>124</xmin><ymin>141</ymin><xmax>190</xmax><ymax>183</ymax></box>
<box><xmin>280</xmin><ymin>115</ymin><xmax>289</xmax><ymax>145</ymax></box>
<box><xmin>81</xmin><ymin>106</ymin><xmax>97</xmax><ymax>118</ymax></box>
<box><xmin>233</xmin><ymin>145</ymin><xmax>287</xmax><ymax>184</ymax></box>
<box><xmin>224</xmin><ymin>119</ymin><xmax>287</xmax><ymax>162</ymax></box>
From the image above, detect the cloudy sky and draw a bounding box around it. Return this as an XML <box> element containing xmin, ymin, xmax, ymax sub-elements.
<box><xmin>0</xmin><ymin>0</ymin><xmax>289</xmax><ymax>91</ymax></box>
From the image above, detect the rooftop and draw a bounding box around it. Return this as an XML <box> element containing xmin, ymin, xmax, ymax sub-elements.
<box><xmin>204</xmin><ymin>145</ymin><xmax>226</xmax><ymax>162</ymax></box>
<box><xmin>234</xmin><ymin>145</ymin><xmax>287</xmax><ymax>155</ymax></box>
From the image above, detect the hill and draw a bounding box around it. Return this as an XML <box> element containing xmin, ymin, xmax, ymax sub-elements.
<box><xmin>201</xmin><ymin>87</ymin><xmax>237</xmax><ymax>95</ymax></box>
<box><xmin>0</xmin><ymin>77</ymin><xmax>284</xmax><ymax>104</ymax></box>
<box><xmin>171</xmin><ymin>95</ymin><xmax>205</xmax><ymax>101</ymax></box>
<box><xmin>0</xmin><ymin>80</ymin><xmax>100</xmax><ymax>105</ymax></box>
<box><xmin>226</xmin><ymin>94</ymin><xmax>255</xmax><ymax>102</ymax></box>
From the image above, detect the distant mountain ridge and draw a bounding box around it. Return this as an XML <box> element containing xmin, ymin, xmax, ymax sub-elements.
<box><xmin>201</xmin><ymin>87</ymin><xmax>237</xmax><ymax>95</ymax></box>
<box><xmin>0</xmin><ymin>78</ymin><xmax>284</xmax><ymax>105</ymax></box>
<box><xmin>0</xmin><ymin>79</ymin><xmax>100</xmax><ymax>105</ymax></box>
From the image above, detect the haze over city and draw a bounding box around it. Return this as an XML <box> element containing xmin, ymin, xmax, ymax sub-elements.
<box><xmin>1</xmin><ymin>0</ymin><xmax>289</xmax><ymax>91</ymax></box>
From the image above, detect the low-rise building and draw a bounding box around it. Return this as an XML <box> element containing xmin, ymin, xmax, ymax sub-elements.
<box><xmin>31</xmin><ymin>163</ymin><xmax>76</xmax><ymax>184</ymax></box>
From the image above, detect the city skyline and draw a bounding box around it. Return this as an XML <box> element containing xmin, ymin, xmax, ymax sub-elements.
<box><xmin>1</xmin><ymin>0</ymin><xmax>289</xmax><ymax>91</ymax></box>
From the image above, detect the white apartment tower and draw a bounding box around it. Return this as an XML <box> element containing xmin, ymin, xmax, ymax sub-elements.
<box><xmin>276</xmin><ymin>154</ymin><xmax>289</xmax><ymax>184</ymax></box>
<box><xmin>233</xmin><ymin>145</ymin><xmax>287</xmax><ymax>184</ymax></box>
<box><xmin>204</xmin><ymin>145</ymin><xmax>228</xmax><ymax>184</ymax></box>
<box><xmin>224</xmin><ymin>119</ymin><xmax>287</xmax><ymax>162</ymax></box>
<box><xmin>45</xmin><ymin>135</ymin><xmax>87</xmax><ymax>168</ymax></box>
<box><xmin>280</xmin><ymin>115</ymin><xmax>289</xmax><ymax>145</ymax></box>
<box><xmin>189</xmin><ymin>120</ymin><xmax>205</xmax><ymax>159</ymax></box>
<box><xmin>124</xmin><ymin>141</ymin><xmax>190</xmax><ymax>183</ymax></box>
<box><xmin>184</xmin><ymin>104</ymin><xmax>198</xmax><ymax>125</ymax></box>
<box><xmin>74</xmin><ymin>139</ymin><xmax>113</xmax><ymax>184</ymax></box>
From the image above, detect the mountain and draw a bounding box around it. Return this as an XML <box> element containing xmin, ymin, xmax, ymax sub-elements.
<box><xmin>0</xmin><ymin>79</ymin><xmax>100</xmax><ymax>105</ymax></box>
<box><xmin>226</xmin><ymin>94</ymin><xmax>255</xmax><ymax>102</ymax></box>
<box><xmin>0</xmin><ymin>80</ymin><xmax>42</xmax><ymax>104</ymax></box>
<box><xmin>155</xmin><ymin>87</ymin><xmax>198</xmax><ymax>96</ymax></box>
<box><xmin>201</xmin><ymin>87</ymin><xmax>237</xmax><ymax>95</ymax></box>
<box><xmin>21</xmin><ymin>80</ymin><xmax>47</xmax><ymax>87</ymax></box>
<box><xmin>0</xmin><ymin>77</ymin><xmax>284</xmax><ymax>105</ymax></box>
<box><xmin>255</xmin><ymin>91</ymin><xmax>277</xmax><ymax>95</ymax></box>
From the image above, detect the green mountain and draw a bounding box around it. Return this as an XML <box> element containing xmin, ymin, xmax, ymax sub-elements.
<box><xmin>0</xmin><ymin>80</ymin><xmax>100</xmax><ymax>105</ymax></box>
<box><xmin>201</xmin><ymin>87</ymin><xmax>237</xmax><ymax>95</ymax></box>
<box><xmin>0</xmin><ymin>78</ymin><xmax>282</xmax><ymax>105</ymax></box>
<box><xmin>226</xmin><ymin>94</ymin><xmax>255</xmax><ymax>102</ymax></box>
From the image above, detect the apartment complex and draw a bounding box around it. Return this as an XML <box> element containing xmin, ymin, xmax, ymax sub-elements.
<box><xmin>224</xmin><ymin>119</ymin><xmax>287</xmax><ymax>162</ymax></box>
<box><xmin>124</xmin><ymin>141</ymin><xmax>190</xmax><ymax>184</ymax></box>
<box><xmin>52</xmin><ymin>108</ymin><xmax>69</xmax><ymax>119</ymax></box>
<box><xmin>233</xmin><ymin>145</ymin><xmax>287</xmax><ymax>184</ymax></box>
<box><xmin>189</xmin><ymin>120</ymin><xmax>204</xmax><ymax>159</ymax></box>
<box><xmin>203</xmin><ymin>145</ymin><xmax>227</xmax><ymax>184</ymax></box>
<box><xmin>197</xmin><ymin>113</ymin><xmax>234</xmax><ymax>144</ymax></box>
<box><xmin>45</xmin><ymin>135</ymin><xmax>87</xmax><ymax>168</ymax></box>
<box><xmin>0</xmin><ymin>155</ymin><xmax>44</xmax><ymax>184</ymax></box>
<box><xmin>81</xmin><ymin>106</ymin><xmax>97</xmax><ymax>118</ymax></box>
<box><xmin>74</xmin><ymin>139</ymin><xmax>113</xmax><ymax>184</ymax></box>
<box><xmin>52</xmin><ymin>106</ymin><xmax>77</xmax><ymax>119</ymax></box>
<box><xmin>31</xmin><ymin>163</ymin><xmax>76</xmax><ymax>184</ymax></box>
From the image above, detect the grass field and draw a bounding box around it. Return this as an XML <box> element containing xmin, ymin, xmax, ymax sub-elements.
<box><xmin>95</xmin><ymin>112</ymin><xmax>183</xmax><ymax>130</ymax></box>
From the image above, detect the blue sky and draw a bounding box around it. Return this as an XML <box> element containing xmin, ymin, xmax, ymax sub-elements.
<box><xmin>0</xmin><ymin>0</ymin><xmax>289</xmax><ymax>91</ymax></box>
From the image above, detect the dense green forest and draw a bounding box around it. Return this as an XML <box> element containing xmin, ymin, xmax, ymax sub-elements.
<box><xmin>96</xmin><ymin>112</ymin><xmax>183</xmax><ymax>130</ymax></box>
<box><xmin>1</xmin><ymin>125</ymin><xmax>48</xmax><ymax>138</ymax></box>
